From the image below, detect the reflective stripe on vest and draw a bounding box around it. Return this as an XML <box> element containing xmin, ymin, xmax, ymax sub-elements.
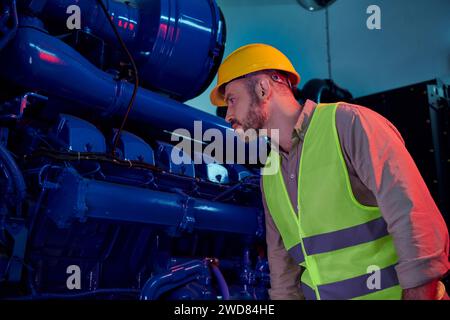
<box><xmin>302</xmin><ymin>265</ymin><xmax>400</xmax><ymax>300</ymax></box>
<box><xmin>262</xmin><ymin>103</ymin><xmax>402</xmax><ymax>300</ymax></box>
<box><xmin>288</xmin><ymin>216</ymin><xmax>390</xmax><ymax>264</ymax></box>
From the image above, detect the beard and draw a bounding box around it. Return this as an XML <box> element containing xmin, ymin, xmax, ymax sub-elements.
<box><xmin>235</xmin><ymin>101</ymin><xmax>268</xmax><ymax>142</ymax></box>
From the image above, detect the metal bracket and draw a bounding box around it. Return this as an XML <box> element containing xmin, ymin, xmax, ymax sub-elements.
<box><xmin>178</xmin><ymin>196</ymin><xmax>196</xmax><ymax>234</ymax></box>
<box><xmin>44</xmin><ymin>168</ymin><xmax>88</xmax><ymax>228</ymax></box>
<box><xmin>166</xmin><ymin>188</ymin><xmax>196</xmax><ymax>236</ymax></box>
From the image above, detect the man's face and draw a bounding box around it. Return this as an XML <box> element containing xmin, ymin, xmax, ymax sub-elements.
<box><xmin>223</xmin><ymin>78</ymin><xmax>268</xmax><ymax>135</ymax></box>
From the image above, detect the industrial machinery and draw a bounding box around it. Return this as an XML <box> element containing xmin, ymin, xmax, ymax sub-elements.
<box><xmin>355</xmin><ymin>79</ymin><xmax>450</xmax><ymax>227</ymax></box>
<box><xmin>0</xmin><ymin>0</ymin><xmax>269</xmax><ymax>300</ymax></box>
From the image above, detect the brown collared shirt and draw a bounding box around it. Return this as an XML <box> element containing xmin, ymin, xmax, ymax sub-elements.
<box><xmin>261</xmin><ymin>100</ymin><xmax>450</xmax><ymax>300</ymax></box>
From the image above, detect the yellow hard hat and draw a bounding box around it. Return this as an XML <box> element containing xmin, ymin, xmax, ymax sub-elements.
<box><xmin>210</xmin><ymin>43</ymin><xmax>300</xmax><ymax>106</ymax></box>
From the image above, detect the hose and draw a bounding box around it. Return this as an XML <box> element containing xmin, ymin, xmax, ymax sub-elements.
<box><xmin>95</xmin><ymin>0</ymin><xmax>139</xmax><ymax>157</ymax></box>
<box><xmin>209</xmin><ymin>261</ymin><xmax>230</xmax><ymax>300</ymax></box>
<box><xmin>140</xmin><ymin>260</ymin><xmax>206</xmax><ymax>300</ymax></box>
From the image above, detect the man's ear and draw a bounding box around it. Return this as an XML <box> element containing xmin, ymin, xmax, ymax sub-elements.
<box><xmin>255</xmin><ymin>78</ymin><xmax>271</xmax><ymax>101</ymax></box>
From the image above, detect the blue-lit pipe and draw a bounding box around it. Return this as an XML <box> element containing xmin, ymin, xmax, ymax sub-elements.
<box><xmin>85</xmin><ymin>180</ymin><xmax>259</xmax><ymax>234</ymax></box>
<box><xmin>42</xmin><ymin>0</ymin><xmax>140</xmax><ymax>47</ymax></box>
<box><xmin>0</xmin><ymin>24</ymin><xmax>232</xmax><ymax>141</ymax></box>
<box><xmin>140</xmin><ymin>260</ymin><xmax>209</xmax><ymax>300</ymax></box>
<box><xmin>44</xmin><ymin>168</ymin><xmax>260</xmax><ymax>235</ymax></box>
<box><xmin>0</xmin><ymin>23</ymin><xmax>261</xmax><ymax>163</ymax></box>
<box><xmin>40</xmin><ymin>0</ymin><xmax>226</xmax><ymax>101</ymax></box>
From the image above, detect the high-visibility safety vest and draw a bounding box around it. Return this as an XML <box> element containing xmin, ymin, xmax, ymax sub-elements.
<box><xmin>262</xmin><ymin>103</ymin><xmax>402</xmax><ymax>300</ymax></box>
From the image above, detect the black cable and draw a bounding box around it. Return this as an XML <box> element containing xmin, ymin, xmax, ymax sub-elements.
<box><xmin>95</xmin><ymin>0</ymin><xmax>139</xmax><ymax>157</ymax></box>
<box><xmin>23</xmin><ymin>149</ymin><xmax>262</xmax><ymax>192</ymax></box>
<box><xmin>24</xmin><ymin>148</ymin><xmax>164</xmax><ymax>173</ymax></box>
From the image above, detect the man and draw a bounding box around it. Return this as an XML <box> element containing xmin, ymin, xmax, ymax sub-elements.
<box><xmin>209</xmin><ymin>43</ymin><xmax>449</xmax><ymax>300</ymax></box>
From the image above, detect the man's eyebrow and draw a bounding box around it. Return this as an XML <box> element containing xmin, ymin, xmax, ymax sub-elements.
<box><xmin>224</xmin><ymin>93</ymin><xmax>234</xmax><ymax>101</ymax></box>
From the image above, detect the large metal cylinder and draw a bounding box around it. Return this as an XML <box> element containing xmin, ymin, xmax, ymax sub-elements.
<box><xmin>0</xmin><ymin>24</ymin><xmax>259</xmax><ymax>163</ymax></box>
<box><xmin>0</xmin><ymin>24</ymin><xmax>229</xmax><ymax>133</ymax></box>
<box><xmin>40</xmin><ymin>0</ymin><xmax>226</xmax><ymax>101</ymax></box>
<box><xmin>44</xmin><ymin>168</ymin><xmax>260</xmax><ymax>235</ymax></box>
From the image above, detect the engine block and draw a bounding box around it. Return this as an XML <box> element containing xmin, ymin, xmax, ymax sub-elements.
<box><xmin>0</xmin><ymin>0</ymin><xmax>269</xmax><ymax>300</ymax></box>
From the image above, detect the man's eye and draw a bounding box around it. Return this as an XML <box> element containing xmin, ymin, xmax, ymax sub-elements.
<box><xmin>229</xmin><ymin>98</ymin><xmax>235</xmax><ymax>104</ymax></box>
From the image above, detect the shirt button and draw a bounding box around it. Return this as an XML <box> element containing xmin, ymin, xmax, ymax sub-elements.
<box><xmin>290</xmin><ymin>174</ymin><xmax>295</xmax><ymax>179</ymax></box>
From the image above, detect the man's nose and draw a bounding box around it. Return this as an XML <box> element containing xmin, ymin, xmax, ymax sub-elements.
<box><xmin>225</xmin><ymin>107</ymin><xmax>234</xmax><ymax>123</ymax></box>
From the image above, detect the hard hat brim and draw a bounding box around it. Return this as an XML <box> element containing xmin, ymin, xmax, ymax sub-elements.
<box><xmin>209</xmin><ymin>71</ymin><xmax>300</xmax><ymax>107</ymax></box>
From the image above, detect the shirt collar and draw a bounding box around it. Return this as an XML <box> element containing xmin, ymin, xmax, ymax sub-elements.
<box><xmin>292</xmin><ymin>99</ymin><xmax>317</xmax><ymax>144</ymax></box>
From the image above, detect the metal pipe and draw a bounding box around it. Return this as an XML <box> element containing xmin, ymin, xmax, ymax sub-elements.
<box><xmin>42</xmin><ymin>0</ymin><xmax>140</xmax><ymax>47</ymax></box>
<box><xmin>40</xmin><ymin>0</ymin><xmax>226</xmax><ymax>101</ymax></box>
<box><xmin>140</xmin><ymin>259</ymin><xmax>208</xmax><ymax>300</ymax></box>
<box><xmin>0</xmin><ymin>24</ymin><xmax>232</xmax><ymax>140</ymax></box>
<box><xmin>0</xmin><ymin>24</ymin><xmax>266</xmax><ymax>164</ymax></box>
<box><xmin>85</xmin><ymin>181</ymin><xmax>259</xmax><ymax>234</ymax></box>
<box><xmin>44</xmin><ymin>168</ymin><xmax>260</xmax><ymax>235</ymax></box>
